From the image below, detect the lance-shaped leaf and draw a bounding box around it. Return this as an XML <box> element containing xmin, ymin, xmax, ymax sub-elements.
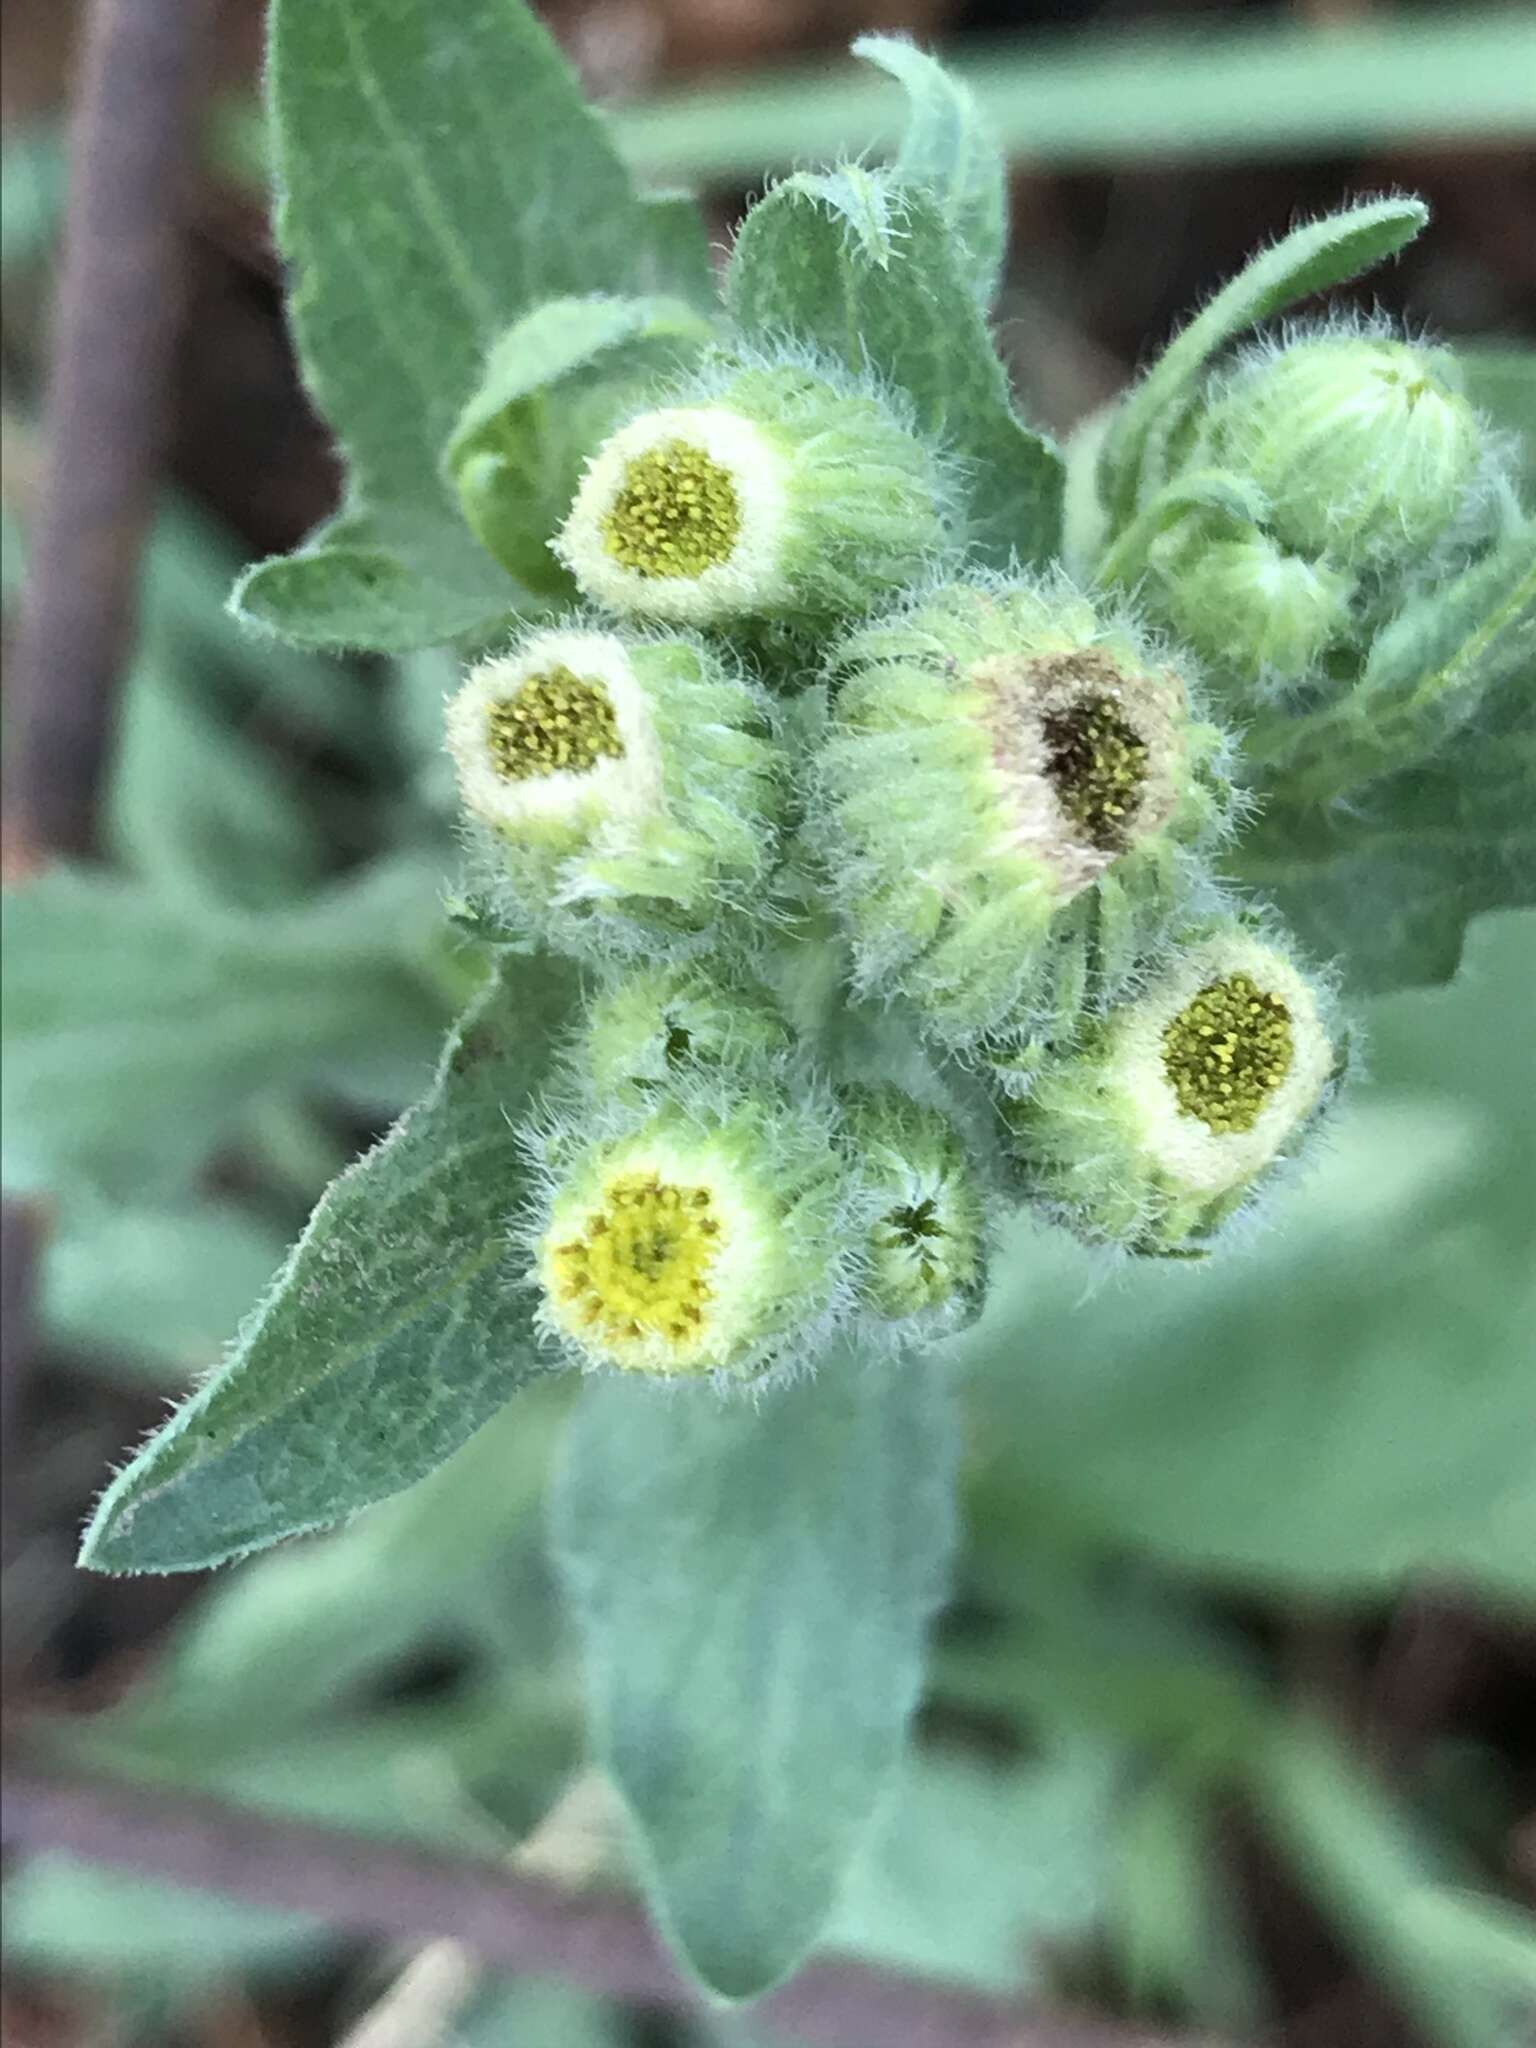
<box><xmin>727</xmin><ymin>169</ymin><xmax>1062</xmax><ymax>568</ymax></box>
<box><xmin>1097</xmin><ymin>195</ymin><xmax>1429</xmax><ymax>525</ymax></box>
<box><xmin>80</xmin><ymin>955</ymin><xmax>580</xmax><ymax>1575</ymax></box>
<box><xmin>553</xmin><ymin>1353</ymin><xmax>958</xmax><ymax>2001</ymax></box>
<box><xmin>852</xmin><ymin>33</ymin><xmax>1007</xmax><ymax>307</ymax></box>
<box><xmin>249</xmin><ymin>0</ymin><xmax>715</xmax><ymax>647</ymax></box>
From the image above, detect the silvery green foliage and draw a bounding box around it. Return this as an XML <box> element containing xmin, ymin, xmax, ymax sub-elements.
<box><xmin>56</xmin><ymin>0</ymin><xmax>1535</xmax><ymax>2015</ymax></box>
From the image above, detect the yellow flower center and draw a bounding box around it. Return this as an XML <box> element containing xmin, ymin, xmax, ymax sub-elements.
<box><xmin>485</xmin><ymin>665</ymin><xmax>625</xmax><ymax>781</ymax></box>
<box><xmin>1161</xmin><ymin>973</ymin><xmax>1295</xmax><ymax>1134</ymax></box>
<box><xmin>602</xmin><ymin>440</ymin><xmax>743</xmax><ymax>578</ymax></box>
<box><xmin>551</xmin><ymin>1170</ymin><xmax>721</xmax><ymax>1359</ymax></box>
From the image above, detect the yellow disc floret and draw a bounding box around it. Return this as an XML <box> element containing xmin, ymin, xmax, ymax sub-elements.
<box><xmin>1161</xmin><ymin>973</ymin><xmax>1295</xmax><ymax>1135</ymax></box>
<box><xmin>1040</xmin><ymin>692</ymin><xmax>1151</xmax><ymax>853</ymax></box>
<box><xmin>485</xmin><ymin>665</ymin><xmax>624</xmax><ymax>781</ymax></box>
<box><xmin>549</xmin><ymin>1169</ymin><xmax>722</xmax><ymax>1363</ymax></box>
<box><xmin>602</xmin><ymin>440</ymin><xmax>743</xmax><ymax>579</ymax></box>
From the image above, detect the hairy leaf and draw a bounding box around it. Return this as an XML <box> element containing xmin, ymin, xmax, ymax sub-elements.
<box><xmin>727</xmin><ymin>171</ymin><xmax>1063</xmax><ymax>567</ymax></box>
<box><xmin>553</xmin><ymin>1353</ymin><xmax>958</xmax><ymax>2000</ymax></box>
<box><xmin>1098</xmin><ymin>196</ymin><xmax>1429</xmax><ymax>524</ymax></box>
<box><xmin>79</xmin><ymin>952</ymin><xmax>579</xmax><ymax>1574</ymax></box>
<box><xmin>852</xmin><ymin>34</ymin><xmax>1006</xmax><ymax>306</ymax></box>
<box><xmin>106</xmin><ymin>1384</ymin><xmax>574</xmax><ymax>1740</ymax></box>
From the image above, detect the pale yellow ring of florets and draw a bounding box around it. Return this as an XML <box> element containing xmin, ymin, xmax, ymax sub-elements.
<box><xmin>537</xmin><ymin>1131</ymin><xmax>781</xmax><ymax>1375</ymax></box>
<box><xmin>969</xmin><ymin>652</ymin><xmax>1188</xmax><ymax>901</ymax></box>
<box><xmin>1109</xmin><ymin>931</ymin><xmax>1334</xmax><ymax>1197</ymax></box>
<box><xmin>445</xmin><ymin>629</ymin><xmax>666</xmax><ymax>837</ymax></box>
<box><xmin>555</xmin><ymin>407</ymin><xmax>793</xmax><ymax>623</ymax></box>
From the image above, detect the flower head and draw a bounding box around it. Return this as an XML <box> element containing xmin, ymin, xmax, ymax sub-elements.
<box><xmin>554</xmin><ymin>355</ymin><xmax>954</xmax><ymax>627</ymax></box>
<box><xmin>807</xmin><ymin>574</ymin><xmax>1235</xmax><ymax>1057</ymax></box>
<box><xmin>571</xmin><ymin>961</ymin><xmax>792</xmax><ymax>1104</ymax></box>
<box><xmin>530</xmin><ymin>1087</ymin><xmax>852</xmax><ymax>1380</ymax></box>
<box><xmin>446</xmin><ymin>623</ymin><xmax>781</xmax><ymax>960</ymax></box>
<box><xmin>1007</xmin><ymin>919</ymin><xmax>1344</xmax><ymax>1252</ymax></box>
<box><xmin>1200</xmin><ymin>330</ymin><xmax>1484</xmax><ymax>569</ymax></box>
<box><xmin>845</xmin><ymin>1089</ymin><xmax>986</xmax><ymax>1331</ymax></box>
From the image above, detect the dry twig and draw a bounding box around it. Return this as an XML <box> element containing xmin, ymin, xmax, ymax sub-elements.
<box><xmin>1</xmin><ymin>1763</ymin><xmax>1238</xmax><ymax>2048</ymax></box>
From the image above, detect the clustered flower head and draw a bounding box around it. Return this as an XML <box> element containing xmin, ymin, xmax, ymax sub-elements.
<box><xmin>435</xmin><ymin>290</ymin><xmax>1519</xmax><ymax>1381</ymax></box>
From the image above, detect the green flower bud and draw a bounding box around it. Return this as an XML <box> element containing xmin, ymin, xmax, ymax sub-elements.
<box><xmin>530</xmin><ymin>1085</ymin><xmax>852</xmax><ymax>1381</ymax></box>
<box><xmin>1146</xmin><ymin>515</ymin><xmax>1357</xmax><ymax>692</ymax></box>
<box><xmin>808</xmin><ymin>575</ymin><xmax>1235</xmax><ymax>1055</ymax></box>
<box><xmin>845</xmin><ymin>1088</ymin><xmax>985</xmax><ymax>1330</ymax></box>
<box><xmin>1199</xmin><ymin>332</ymin><xmax>1483</xmax><ymax>569</ymax></box>
<box><xmin>572</xmin><ymin>961</ymin><xmax>792</xmax><ymax>1103</ymax></box>
<box><xmin>1007</xmin><ymin>921</ymin><xmax>1344</xmax><ymax>1254</ymax></box>
<box><xmin>446</xmin><ymin>623</ymin><xmax>781</xmax><ymax>959</ymax></box>
<box><xmin>554</xmin><ymin>354</ymin><xmax>953</xmax><ymax>627</ymax></box>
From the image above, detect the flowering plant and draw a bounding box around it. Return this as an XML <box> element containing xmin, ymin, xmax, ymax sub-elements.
<box><xmin>67</xmin><ymin>2</ymin><xmax>1533</xmax><ymax>2018</ymax></box>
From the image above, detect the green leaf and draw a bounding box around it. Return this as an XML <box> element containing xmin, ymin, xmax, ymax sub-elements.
<box><xmin>1245</xmin><ymin>527</ymin><xmax>1536</xmax><ymax>808</ymax></box>
<box><xmin>727</xmin><ymin>171</ymin><xmax>1063</xmax><ymax>568</ymax></box>
<box><xmin>1233</xmin><ymin>547</ymin><xmax>1536</xmax><ymax>996</ymax></box>
<box><xmin>230</xmin><ymin>508</ymin><xmax>521</xmax><ymax>655</ymax></box>
<box><xmin>43</xmin><ymin>1201</ymin><xmax>290</xmax><ymax>1384</ymax></box>
<box><xmin>1</xmin><ymin>860</ymin><xmax>448</xmax><ymax>1199</ymax></box>
<box><xmin>826</xmin><ymin>1740</ymin><xmax>1118</xmax><ymax>1995</ymax></box>
<box><xmin>78</xmin><ymin>951</ymin><xmax>579</xmax><ymax>1574</ymax></box>
<box><xmin>121</xmin><ymin>1383</ymin><xmax>573</xmax><ymax>1741</ymax></box>
<box><xmin>1233</xmin><ymin>730</ymin><xmax>1535</xmax><ymax>997</ymax></box>
<box><xmin>1098</xmin><ymin>196</ymin><xmax>1429</xmax><ymax>525</ymax></box>
<box><xmin>107</xmin><ymin>644</ymin><xmax>326</xmax><ymax>909</ymax></box>
<box><xmin>444</xmin><ymin>293</ymin><xmax>714</xmax><ymax>594</ymax></box>
<box><xmin>553</xmin><ymin>1353</ymin><xmax>958</xmax><ymax>2000</ymax></box>
<box><xmin>852</xmin><ymin>35</ymin><xmax>1006</xmax><ymax>307</ymax></box>
<box><xmin>455</xmin><ymin>1980</ymin><xmax>631</xmax><ymax>2048</ymax></box>
<box><xmin>950</xmin><ymin>912</ymin><xmax>1536</xmax><ymax>1596</ymax></box>
<box><xmin>1251</xmin><ymin>1718</ymin><xmax>1536</xmax><ymax>2048</ymax></box>
<box><xmin>265</xmin><ymin>0</ymin><xmax>713</xmax><ymax>616</ymax></box>
<box><xmin>142</xmin><ymin>499</ymin><xmax>378</xmax><ymax>759</ymax></box>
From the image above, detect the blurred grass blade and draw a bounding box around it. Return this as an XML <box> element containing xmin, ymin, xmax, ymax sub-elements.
<box><xmin>615</xmin><ymin>12</ymin><xmax>1536</xmax><ymax>184</ymax></box>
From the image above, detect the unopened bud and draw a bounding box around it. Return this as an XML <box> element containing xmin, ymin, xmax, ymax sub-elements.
<box><xmin>845</xmin><ymin>1089</ymin><xmax>986</xmax><ymax>1330</ymax></box>
<box><xmin>1200</xmin><ymin>332</ymin><xmax>1483</xmax><ymax>569</ymax></box>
